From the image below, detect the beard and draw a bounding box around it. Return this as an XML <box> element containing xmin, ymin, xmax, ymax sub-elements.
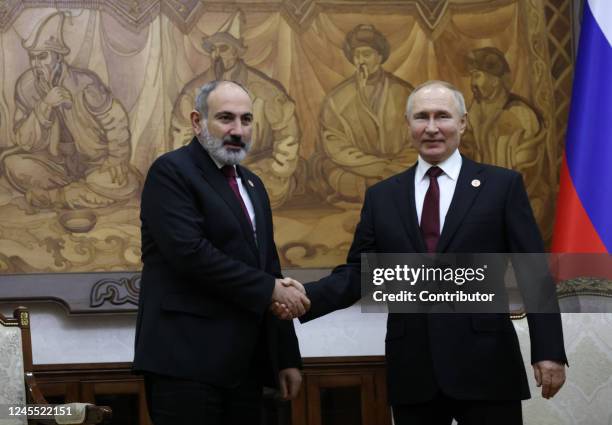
<box><xmin>198</xmin><ymin>122</ymin><xmax>252</xmax><ymax>166</ymax></box>
<box><xmin>34</xmin><ymin>66</ymin><xmax>53</xmax><ymax>92</ymax></box>
<box><xmin>213</xmin><ymin>56</ymin><xmax>225</xmax><ymax>80</ymax></box>
<box><xmin>471</xmin><ymin>85</ymin><xmax>483</xmax><ymax>102</ymax></box>
<box><xmin>358</xmin><ymin>63</ymin><xmax>368</xmax><ymax>81</ymax></box>
<box><xmin>34</xmin><ymin>67</ymin><xmax>49</xmax><ymax>82</ymax></box>
<box><xmin>471</xmin><ymin>82</ymin><xmax>498</xmax><ymax>102</ymax></box>
<box><xmin>34</xmin><ymin>62</ymin><xmax>62</xmax><ymax>92</ymax></box>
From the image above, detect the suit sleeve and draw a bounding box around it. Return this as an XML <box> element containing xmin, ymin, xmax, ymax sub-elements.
<box><xmin>265</xmin><ymin>209</ymin><xmax>303</xmax><ymax>369</ymax></box>
<box><xmin>505</xmin><ymin>172</ymin><xmax>568</xmax><ymax>365</ymax></box>
<box><xmin>141</xmin><ymin>156</ymin><xmax>275</xmax><ymax>316</ymax></box>
<box><xmin>300</xmin><ymin>189</ymin><xmax>377</xmax><ymax>322</ymax></box>
<box><xmin>277</xmin><ymin>319</ymin><xmax>302</xmax><ymax>369</ymax></box>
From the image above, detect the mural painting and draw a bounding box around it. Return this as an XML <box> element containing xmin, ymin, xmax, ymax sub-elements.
<box><xmin>308</xmin><ymin>24</ymin><xmax>415</xmax><ymax>209</ymax></box>
<box><xmin>170</xmin><ymin>10</ymin><xmax>302</xmax><ymax>208</ymax></box>
<box><xmin>463</xmin><ymin>46</ymin><xmax>550</xmax><ymax>223</ymax></box>
<box><xmin>0</xmin><ymin>1</ymin><xmax>569</xmax><ymax>272</ymax></box>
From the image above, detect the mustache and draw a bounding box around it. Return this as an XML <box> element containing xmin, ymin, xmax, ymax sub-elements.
<box><xmin>358</xmin><ymin>63</ymin><xmax>368</xmax><ymax>79</ymax></box>
<box><xmin>34</xmin><ymin>67</ymin><xmax>48</xmax><ymax>78</ymax></box>
<box><xmin>223</xmin><ymin>135</ymin><xmax>246</xmax><ymax>148</ymax></box>
<box><xmin>471</xmin><ymin>85</ymin><xmax>482</xmax><ymax>99</ymax></box>
<box><xmin>34</xmin><ymin>65</ymin><xmax>61</xmax><ymax>85</ymax></box>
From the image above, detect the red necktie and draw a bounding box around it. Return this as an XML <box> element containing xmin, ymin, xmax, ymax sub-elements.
<box><xmin>420</xmin><ymin>166</ymin><xmax>444</xmax><ymax>253</ymax></box>
<box><xmin>221</xmin><ymin>165</ymin><xmax>253</xmax><ymax>228</ymax></box>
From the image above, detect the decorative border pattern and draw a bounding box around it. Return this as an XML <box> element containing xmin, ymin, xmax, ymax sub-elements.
<box><xmin>0</xmin><ymin>0</ymin><xmax>515</xmax><ymax>34</ymax></box>
<box><xmin>542</xmin><ymin>0</ymin><xmax>574</xmax><ymax>243</ymax></box>
<box><xmin>557</xmin><ymin>277</ymin><xmax>612</xmax><ymax>298</ymax></box>
<box><xmin>0</xmin><ymin>273</ymin><xmax>142</xmax><ymax>314</ymax></box>
<box><xmin>19</xmin><ymin>310</ymin><xmax>29</xmax><ymax>327</ymax></box>
<box><xmin>90</xmin><ymin>276</ymin><xmax>141</xmax><ymax>307</ymax></box>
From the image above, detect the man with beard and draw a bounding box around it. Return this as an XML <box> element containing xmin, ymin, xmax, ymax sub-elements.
<box><xmin>4</xmin><ymin>12</ymin><xmax>140</xmax><ymax>209</ymax></box>
<box><xmin>466</xmin><ymin>47</ymin><xmax>543</xmax><ymax>168</ymax></box>
<box><xmin>134</xmin><ymin>80</ymin><xmax>309</xmax><ymax>424</ymax></box>
<box><xmin>170</xmin><ymin>10</ymin><xmax>300</xmax><ymax>208</ymax></box>
<box><xmin>464</xmin><ymin>47</ymin><xmax>548</xmax><ymax>220</ymax></box>
<box><xmin>309</xmin><ymin>24</ymin><xmax>415</xmax><ymax>207</ymax></box>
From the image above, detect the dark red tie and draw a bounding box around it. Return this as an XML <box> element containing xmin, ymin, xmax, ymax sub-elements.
<box><xmin>221</xmin><ymin>165</ymin><xmax>252</xmax><ymax>228</ymax></box>
<box><xmin>420</xmin><ymin>166</ymin><xmax>444</xmax><ymax>253</ymax></box>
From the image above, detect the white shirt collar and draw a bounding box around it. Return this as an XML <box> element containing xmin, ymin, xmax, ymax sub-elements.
<box><xmin>415</xmin><ymin>148</ymin><xmax>462</xmax><ymax>182</ymax></box>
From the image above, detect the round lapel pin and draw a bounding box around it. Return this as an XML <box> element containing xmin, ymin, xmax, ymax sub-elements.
<box><xmin>471</xmin><ymin>179</ymin><xmax>481</xmax><ymax>187</ymax></box>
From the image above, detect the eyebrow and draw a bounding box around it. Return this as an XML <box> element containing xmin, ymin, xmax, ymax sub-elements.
<box><xmin>413</xmin><ymin>109</ymin><xmax>452</xmax><ymax>116</ymax></box>
<box><xmin>214</xmin><ymin>111</ymin><xmax>253</xmax><ymax>119</ymax></box>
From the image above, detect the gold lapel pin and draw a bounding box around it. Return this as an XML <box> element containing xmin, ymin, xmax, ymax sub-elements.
<box><xmin>471</xmin><ymin>179</ymin><xmax>481</xmax><ymax>187</ymax></box>
<box><xmin>248</xmin><ymin>180</ymin><xmax>255</xmax><ymax>188</ymax></box>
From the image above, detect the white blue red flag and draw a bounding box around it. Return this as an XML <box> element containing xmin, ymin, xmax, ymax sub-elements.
<box><xmin>553</xmin><ymin>0</ymin><xmax>612</xmax><ymax>254</ymax></box>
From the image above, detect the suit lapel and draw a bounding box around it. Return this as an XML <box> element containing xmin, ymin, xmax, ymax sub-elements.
<box><xmin>237</xmin><ymin>165</ymin><xmax>267</xmax><ymax>268</ymax></box>
<box><xmin>392</xmin><ymin>166</ymin><xmax>426</xmax><ymax>252</ymax></box>
<box><xmin>437</xmin><ymin>157</ymin><xmax>484</xmax><ymax>252</ymax></box>
<box><xmin>188</xmin><ymin>139</ymin><xmax>259</xmax><ymax>258</ymax></box>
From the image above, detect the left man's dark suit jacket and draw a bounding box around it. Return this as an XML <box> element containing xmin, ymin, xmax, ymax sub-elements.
<box><xmin>133</xmin><ymin>138</ymin><xmax>301</xmax><ymax>389</ymax></box>
<box><xmin>302</xmin><ymin>156</ymin><xmax>566</xmax><ymax>405</ymax></box>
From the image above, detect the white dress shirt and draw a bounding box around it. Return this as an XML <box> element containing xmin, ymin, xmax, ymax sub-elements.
<box><xmin>414</xmin><ymin>149</ymin><xmax>462</xmax><ymax>232</ymax></box>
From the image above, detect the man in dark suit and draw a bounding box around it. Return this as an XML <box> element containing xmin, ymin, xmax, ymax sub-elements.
<box><xmin>134</xmin><ymin>80</ymin><xmax>309</xmax><ymax>424</ymax></box>
<box><xmin>290</xmin><ymin>81</ymin><xmax>566</xmax><ymax>424</ymax></box>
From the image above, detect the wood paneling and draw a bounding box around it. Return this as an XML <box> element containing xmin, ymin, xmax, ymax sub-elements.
<box><xmin>32</xmin><ymin>357</ymin><xmax>391</xmax><ymax>425</ymax></box>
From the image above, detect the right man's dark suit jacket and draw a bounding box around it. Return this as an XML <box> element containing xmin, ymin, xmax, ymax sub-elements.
<box><xmin>133</xmin><ymin>138</ymin><xmax>301</xmax><ymax>389</ymax></box>
<box><xmin>302</xmin><ymin>156</ymin><xmax>566</xmax><ymax>405</ymax></box>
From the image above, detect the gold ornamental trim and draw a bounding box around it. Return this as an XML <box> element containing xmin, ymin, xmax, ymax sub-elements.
<box><xmin>19</xmin><ymin>310</ymin><xmax>30</xmax><ymax>327</ymax></box>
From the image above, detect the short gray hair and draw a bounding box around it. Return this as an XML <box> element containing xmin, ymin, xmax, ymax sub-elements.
<box><xmin>194</xmin><ymin>80</ymin><xmax>251</xmax><ymax>118</ymax></box>
<box><xmin>405</xmin><ymin>80</ymin><xmax>467</xmax><ymax>117</ymax></box>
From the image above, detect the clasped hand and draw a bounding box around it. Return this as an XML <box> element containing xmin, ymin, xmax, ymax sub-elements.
<box><xmin>270</xmin><ymin>278</ymin><xmax>310</xmax><ymax>320</ymax></box>
<box><xmin>44</xmin><ymin>86</ymin><xmax>72</xmax><ymax>108</ymax></box>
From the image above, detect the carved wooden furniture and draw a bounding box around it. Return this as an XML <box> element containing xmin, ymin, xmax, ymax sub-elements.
<box><xmin>0</xmin><ymin>307</ymin><xmax>112</xmax><ymax>425</ymax></box>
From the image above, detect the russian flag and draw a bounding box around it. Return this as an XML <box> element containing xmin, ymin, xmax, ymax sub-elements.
<box><xmin>552</xmin><ymin>0</ymin><xmax>612</xmax><ymax>255</ymax></box>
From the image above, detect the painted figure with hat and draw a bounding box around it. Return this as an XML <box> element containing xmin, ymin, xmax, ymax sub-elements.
<box><xmin>4</xmin><ymin>12</ymin><xmax>140</xmax><ymax>210</ymax></box>
<box><xmin>464</xmin><ymin>46</ymin><xmax>548</xmax><ymax>220</ymax></box>
<box><xmin>170</xmin><ymin>10</ymin><xmax>301</xmax><ymax>208</ymax></box>
<box><xmin>309</xmin><ymin>24</ymin><xmax>415</xmax><ymax>207</ymax></box>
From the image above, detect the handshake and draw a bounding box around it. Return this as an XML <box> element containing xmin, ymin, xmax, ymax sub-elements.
<box><xmin>270</xmin><ymin>278</ymin><xmax>310</xmax><ymax>320</ymax></box>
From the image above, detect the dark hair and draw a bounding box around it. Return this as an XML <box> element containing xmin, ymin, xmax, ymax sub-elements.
<box><xmin>194</xmin><ymin>80</ymin><xmax>251</xmax><ymax>118</ymax></box>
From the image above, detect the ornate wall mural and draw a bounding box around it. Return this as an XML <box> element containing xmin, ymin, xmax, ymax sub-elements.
<box><xmin>0</xmin><ymin>0</ymin><xmax>572</xmax><ymax>273</ymax></box>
